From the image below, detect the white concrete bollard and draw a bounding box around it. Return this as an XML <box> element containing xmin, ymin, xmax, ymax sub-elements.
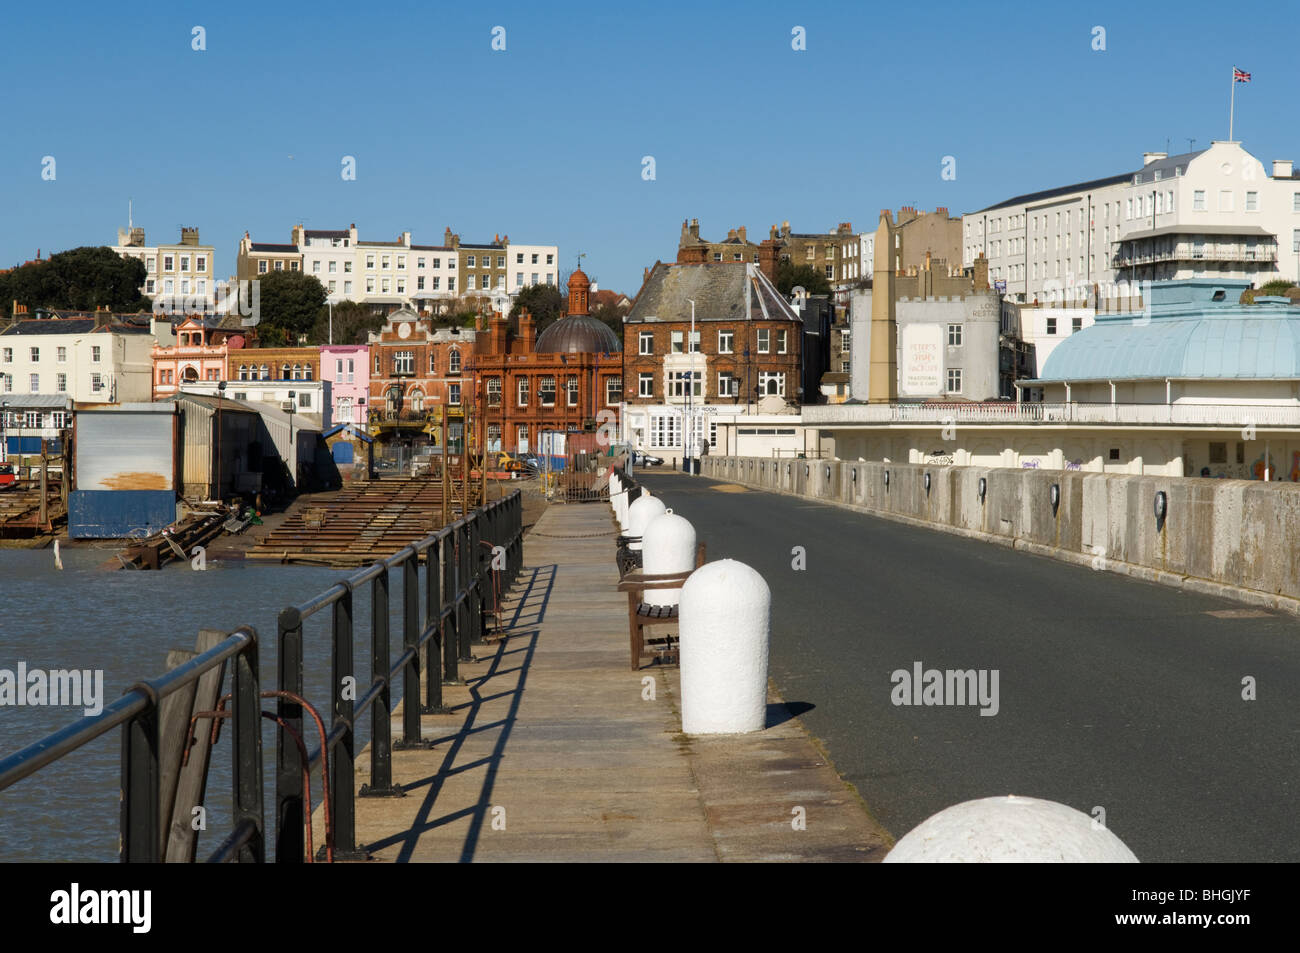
<box><xmin>626</xmin><ymin>495</ymin><xmax>666</xmax><ymax>551</ymax></box>
<box><xmin>609</xmin><ymin>472</ymin><xmax>622</xmax><ymax>523</ymax></box>
<box><xmin>642</xmin><ymin>509</ymin><xmax>695</xmax><ymax>608</ymax></box>
<box><xmin>883</xmin><ymin>795</ymin><xmax>1139</xmax><ymax>863</ymax></box>
<box><xmin>679</xmin><ymin>559</ymin><xmax>770</xmax><ymax>734</ymax></box>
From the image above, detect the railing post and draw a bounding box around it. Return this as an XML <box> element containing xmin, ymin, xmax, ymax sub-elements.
<box><xmin>469</xmin><ymin>512</ymin><xmax>485</xmax><ymax>646</ymax></box>
<box><xmin>443</xmin><ymin>529</ymin><xmax>463</xmax><ymax>684</ymax></box>
<box><xmin>457</xmin><ymin>522</ymin><xmax>473</xmax><ymax>662</ymax></box>
<box><xmin>395</xmin><ymin>551</ymin><xmax>426</xmax><ymax>746</ymax></box>
<box><xmin>329</xmin><ymin>585</ymin><xmax>363</xmax><ymax>859</ymax></box>
<box><xmin>230</xmin><ymin>628</ymin><xmax>265</xmax><ymax>863</ymax></box>
<box><xmin>360</xmin><ymin>564</ymin><xmax>403</xmax><ymax>797</ymax></box>
<box><xmin>424</xmin><ymin>536</ymin><xmax>449</xmax><ymax>712</ymax></box>
<box><xmin>275</xmin><ymin>607</ymin><xmax>304</xmax><ymax>863</ymax></box>
<box><xmin>120</xmin><ymin>687</ymin><xmax>161</xmax><ymax>862</ymax></box>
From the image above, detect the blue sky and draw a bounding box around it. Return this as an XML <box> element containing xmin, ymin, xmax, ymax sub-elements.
<box><xmin>2</xmin><ymin>0</ymin><xmax>1295</xmax><ymax>295</ymax></box>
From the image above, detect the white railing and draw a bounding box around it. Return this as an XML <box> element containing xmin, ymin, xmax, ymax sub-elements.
<box><xmin>803</xmin><ymin>402</ymin><xmax>1300</xmax><ymax>428</ymax></box>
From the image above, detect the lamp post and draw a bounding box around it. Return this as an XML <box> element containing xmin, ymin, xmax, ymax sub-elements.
<box><xmin>685</xmin><ymin>298</ymin><xmax>695</xmax><ymax>472</ymax></box>
<box><xmin>287</xmin><ymin>390</ymin><xmax>296</xmax><ymax>489</ymax></box>
<box><xmin>327</xmin><ymin>296</ymin><xmax>336</xmax><ymax>346</ymax></box>
<box><xmin>216</xmin><ymin>380</ymin><xmax>226</xmax><ymax>502</ymax></box>
<box><xmin>1</xmin><ymin>400</ymin><xmax>8</xmax><ymax>467</ymax></box>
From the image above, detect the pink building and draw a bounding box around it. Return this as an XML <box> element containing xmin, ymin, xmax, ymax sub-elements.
<box><xmin>320</xmin><ymin>344</ymin><xmax>370</xmax><ymax>428</ymax></box>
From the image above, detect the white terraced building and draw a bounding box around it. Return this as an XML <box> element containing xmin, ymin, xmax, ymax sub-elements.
<box><xmin>964</xmin><ymin>141</ymin><xmax>1300</xmax><ymax>305</ymax></box>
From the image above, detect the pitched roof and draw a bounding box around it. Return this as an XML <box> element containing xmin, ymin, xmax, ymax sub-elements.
<box><xmin>250</xmin><ymin>242</ymin><xmax>298</xmax><ymax>253</ymax></box>
<box><xmin>1</xmin><ymin>318</ymin><xmax>149</xmax><ymax>335</ymax></box>
<box><xmin>625</xmin><ymin>262</ymin><xmax>800</xmax><ymax>324</ymax></box>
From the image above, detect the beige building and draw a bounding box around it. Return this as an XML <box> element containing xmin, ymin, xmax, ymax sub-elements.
<box><xmin>113</xmin><ymin>225</ymin><xmax>217</xmax><ymax>311</ymax></box>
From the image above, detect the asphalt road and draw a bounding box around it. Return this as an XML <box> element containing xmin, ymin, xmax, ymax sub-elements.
<box><xmin>637</xmin><ymin>468</ymin><xmax>1300</xmax><ymax>862</ymax></box>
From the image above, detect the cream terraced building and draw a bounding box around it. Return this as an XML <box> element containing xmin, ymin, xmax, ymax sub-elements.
<box><xmin>113</xmin><ymin>225</ymin><xmax>217</xmax><ymax>309</ymax></box>
<box><xmin>965</xmin><ymin>141</ymin><xmax>1300</xmax><ymax>304</ymax></box>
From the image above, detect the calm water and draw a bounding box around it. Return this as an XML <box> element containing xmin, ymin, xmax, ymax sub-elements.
<box><xmin>0</xmin><ymin>547</ymin><xmax>404</xmax><ymax>862</ymax></box>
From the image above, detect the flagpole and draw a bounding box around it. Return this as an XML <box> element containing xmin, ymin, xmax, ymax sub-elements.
<box><xmin>1229</xmin><ymin>66</ymin><xmax>1236</xmax><ymax>140</ymax></box>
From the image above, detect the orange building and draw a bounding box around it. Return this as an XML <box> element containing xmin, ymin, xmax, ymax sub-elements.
<box><xmin>367</xmin><ymin>307</ymin><xmax>476</xmax><ymax>448</ymax></box>
<box><xmin>471</xmin><ymin>266</ymin><xmax>622</xmax><ymax>453</ymax></box>
<box><xmin>151</xmin><ymin>315</ymin><xmax>250</xmax><ymax>399</ymax></box>
<box><xmin>226</xmin><ymin>346</ymin><xmax>321</xmax><ymax>383</ymax></box>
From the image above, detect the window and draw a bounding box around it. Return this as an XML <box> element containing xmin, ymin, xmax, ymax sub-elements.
<box><xmin>947</xmin><ymin>324</ymin><xmax>962</xmax><ymax>346</ymax></box>
<box><xmin>382</xmin><ymin>256</ymin><xmax>390</xmax><ymax>270</ymax></box>
<box><xmin>497</xmin><ymin>256</ymin><xmax>505</xmax><ymax>268</ymax></box>
<box><xmin>30</xmin><ymin>347</ymin><xmax>39</xmax><ymax>362</ymax></box>
<box><xmin>1246</xmin><ymin>191</ymin><xmax>1258</xmax><ymax>212</ymax></box>
<box><xmin>757</xmin><ymin>328</ymin><xmax>770</xmax><ymax>353</ymax></box>
<box><xmin>467</xmin><ymin>255</ymin><xmax>476</xmax><ymax>267</ymax></box>
<box><xmin>539</xmin><ymin>377</ymin><xmax>556</xmax><ymax>405</ymax></box>
<box><xmin>566</xmin><ymin>377</ymin><xmax>579</xmax><ymax>407</ymax></box>
<box><xmin>467</xmin><ymin>276</ymin><xmax>476</xmax><ymax>291</ymax></box>
<box><xmin>947</xmin><ymin>368</ymin><xmax>962</xmax><ymax>392</ymax></box>
<box><xmin>546</xmin><ymin>254</ymin><xmax>553</xmax><ymax>265</ymax></box>
<box><xmin>164</xmin><ymin>255</ymin><xmax>174</xmax><ymax>271</ymax></box>
<box><xmin>180</xmin><ymin>255</ymin><xmax>190</xmax><ymax>272</ymax></box>
<box><xmin>344</xmin><ymin>261</ymin><xmax>352</xmax><ymax>273</ymax></box>
<box><xmin>92</xmin><ymin>346</ymin><xmax>101</xmax><ymax>362</ymax></box>
<box><xmin>718</xmin><ymin>330</ymin><xmax>734</xmax><ymax>353</ymax></box>
<box><xmin>1046</xmin><ymin>317</ymin><xmax>1057</xmax><ymax>335</ymax></box>
<box><xmin>516</xmin><ymin>253</ymin><xmax>524</xmax><ymax>264</ymax></box>
<box><xmin>718</xmin><ymin>372</ymin><xmax>738</xmax><ymax>397</ymax></box>
<box><xmin>56</xmin><ymin>346</ymin><xmax>66</xmax><ymax>363</ymax></box>
<box><xmin>312</xmin><ymin>261</ymin><xmax>322</xmax><ymax>274</ymax></box>
<box><xmin>639</xmin><ymin>331</ymin><xmax>653</xmax><ymax>355</ymax></box>
<box><xmin>516</xmin><ymin>272</ymin><xmax>524</xmax><ymax>287</ymax></box>
<box><xmin>328</xmin><ymin>260</ymin><xmax>338</xmax><ymax>273</ymax></box>
<box><xmin>1293</xmin><ymin>229</ymin><xmax>1300</xmax><ymax>254</ymax></box>
<box><xmin>366</xmin><ymin>279</ymin><xmax>375</xmax><ymax>293</ymax></box>
<box><xmin>650</xmin><ymin>414</ymin><xmax>681</xmax><ymax>449</ymax></box>
<box><xmin>605</xmin><ymin>377</ymin><xmax>622</xmax><ymax>405</ymax></box>
<box><xmin>56</xmin><ymin>373</ymin><xmax>66</xmax><ymax>392</ymax></box>
<box><xmin>274</xmin><ymin>261</ymin><xmax>284</xmax><ymax>271</ymax></box>
<box><xmin>517</xmin><ymin>377</ymin><xmax>529</xmax><ymax>406</ymax></box>
<box><xmin>431</xmin><ymin>277</ymin><xmax>440</xmax><ymax>290</ymax></box>
<box><xmin>394</xmin><ymin>351</ymin><xmax>413</xmax><ymax>374</ymax></box>
<box><xmin>448</xmin><ymin>383</ymin><xmax>461</xmax><ymax>406</ymax></box>
<box><xmin>448</xmin><ymin>349</ymin><xmax>461</xmax><ymax>374</ymax></box>
<box><xmin>638</xmin><ymin>373</ymin><xmax>654</xmax><ymax>398</ymax></box>
<box><xmin>1193</xmin><ymin>190</ymin><xmax>1206</xmax><ymax>211</ymax></box>
<box><xmin>531</xmin><ymin>273</ymin><xmax>538</xmax><ymax>285</ymax></box>
<box><xmin>2</xmin><ymin>348</ymin><xmax>11</xmax><ymax>363</ymax></box>
<box><xmin>670</xmin><ymin>331</ymin><xmax>683</xmax><ymax>353</ymax></box>
<box><xmin>366</xmin><ymin>255</ymin><xmax>376</xmax><ymax>269</ymax></box>
<box><xmin>824</xmin><ymin>265</ymin><xmax>833</xmax><ymax>279</ymax></box>
<box><xmin>776</xmin><ymin>329</ymin><xmax>787</xmax><ymax>354</ymax></box>
<box><xmin>447</xmin><ymin>278</ymin><xmax>454</xmax><ymax>291</ymax></box>
<box><xmin>397</xmin><ymin>255</ymin><xmax>406</xmax><ymax>269</ymax></box>
<box><xmin>90</xmin><ymin>373</ymin><xmax>104</xmax><ymax>393</ymax></box>
<box><xmin>396</xmin><ymin>280</ymin><xmax>405</xmax><ymax>294</ymax></box>
<box><xmin>486</xmin><ymin>378</ymin><xmax>502</xmax><ymax>406</ymax></box>
<box><xmin>346</xmin><ymin>359</ymin><xmax>354</xmax><ymax>384</ymax></box>
<box><xmin>381</xmin><ymin>279</ymin><xmax>391</xmax><ymax>293</ymax></box>
<box><xmin>757</xmin><ymin>371</ymin><xmax>784</xmax><ymax>397</ymax></box>
<box><xmin>669</xmin><ymin>371</ymin><xmax>701</xmax><ymax>398</ymax></box>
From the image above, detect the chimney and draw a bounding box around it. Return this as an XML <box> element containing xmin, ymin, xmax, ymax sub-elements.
<box><xmin>936</xmin><ymin>206</ymin><xmax>948</xmax><ymax>217</ymax></box>
<box><xmin>1273</xmin><ymin>159</ymin><xmax>1294</xmax><ymax>178</ymax></box>
<box><xmin>690</xmin><ymin>218</ymin><xmax>700</xmax><ymax>240</ymax></box>
<box><xmin>737</xmin><ymin>226</ymin><xmax>747</xmax><ymax>242</ymax></box>
<box><xmin>489</xmin><ymin>310</ymin><xmax>507</xmax><ymax>355</ymax></box>
<box><xmin>973</xmin><ymin>252</ymin><xmax>989</xmax><ymax>290</ymax></box>
<box><xmin>769</xmin><ymin>224</ymin><xmax>779</xmax><ymax>240</ymax></box>
<box><xmin>1142</xmin><ymin>151</ymin><xmax>1167</xmax><ymax>166</ymax></box>
<box><xmin>758</xmin><ymin>239</ymin><xmax>780</xmax><ymax>284</ymax></box>
<box><xmin>518</xmin><ymin>308</ymin><xmax>535</xmax><ymax>355</ymax></box>
<box><xmin>726</xmin><ymin>227</ymin><xmax>738</xmax><ymax>241</ymax></box>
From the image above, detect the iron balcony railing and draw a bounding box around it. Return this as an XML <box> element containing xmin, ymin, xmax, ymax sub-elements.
<box><xmin>803</xmin><ymin>401</ymin><xmax>1300</xmax><ymax>428</ymax></box>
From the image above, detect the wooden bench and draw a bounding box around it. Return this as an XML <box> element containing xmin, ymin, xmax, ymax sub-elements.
<box><xmin>616</xmin><ymin>542</ymin><xmax>706</xmax><ymax>671</ymax></box>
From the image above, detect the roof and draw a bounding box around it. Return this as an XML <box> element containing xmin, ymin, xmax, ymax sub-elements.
<box><xmin>1</xmin><ymin>318</ymin><xmax>149</xmax><ymax>336</ymax></box>
<box><xmin>459</xmin><ymin>242</ymin><xmax>504</xmax><ymax>250</ymax></box>
<box><xmin>535</xmin><ymin>314</ymin><xmax>622</xmax><ymax>354</ymax></box>
<box><xmin>410</xmin><ymin>244</ymin><xmax>453</xmax><ymax>251</ymax></box>
<box><xmin>322</xmin><ymin>422</ymin><xmax>374</xmax><ymax>443</ymax></box>
<box><xmin>249</xmin><ymin>242</ymin><xmax>298</xmax><ymax>253</ymax></box>
<box><xmin>972</xmin><ymin>172</ymin><xmax>1133</xmax><ymax>214</ymax></box>
<box><xmin>1115</xmin><ymin>223</ymin><xmax>1274</xmax><ymax>242</ymax></box>
<box><xmin>304</xmin><ymin>229</ymin><xmax>349</xmax><ymax>239</ymax></box>
<box><xmin>169</xmin><ymin>393</ymin><xmax>261</xmax><ymax>415</ymax></box>
<box><xmin>625</xmin><ymin>262</ymin><xmax>801</xmax><ymax>324</ymax></box>
<box><xmin>0</xmin><ymin>394</ymin><xmax>73</xmax><ymax>410</ymax></box>
<box><xmin>1130</xmin><ymin>150</ymin><xmax>1207</xmax><ymax>186</ymax></box>
<box><xmin>1037</xmin><ymin>279</ymin><xmax>1300</xmax><ymax>382</ymax></box>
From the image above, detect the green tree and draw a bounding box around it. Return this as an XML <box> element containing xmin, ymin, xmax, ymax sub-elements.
<box><xmin>508</xmin><ymin>283</ymin><xmax>565</xmax><ymax>335</ymax></box>
<box><xmin>307</xmin><ymin>300</ymin><xmax>386</xmax><ymax>345</ymax></box>
<box><xmin>255</xmin><ymin>270</ymin><xmax>327</xmax><ymax>346</ymax></box>
<box><xmin>775</xmin><ymin>260</ymin><xmax>831</xmax><ymax>296</ymax></box>
<box><xmin>590</xmin><ymin>299</ymin><xmax>625</xmax><ymax>340</ymax></box>
<box><xmin>0</xmin><ymin>246</ymin><xmax>149</xmax><ymax>317</ymax></box>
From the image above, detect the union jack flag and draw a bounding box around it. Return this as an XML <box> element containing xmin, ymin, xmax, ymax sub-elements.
<box><xmin>1234</xmin><ymin>67</ymin><xmax>1251</xmax><ymax>82</ymax></box>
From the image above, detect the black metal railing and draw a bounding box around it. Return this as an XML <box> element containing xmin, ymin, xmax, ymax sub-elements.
<box><xmin>273</xmin><ymin>488</ymin><xmax>522</xmax><ymax>861</ymax></box>
<box><xmin>0</xmin><ymin>626</ymin><xmax>265</xmax><ymax>863</ymax></box>
<box><xmin>0</xmin><ymin>489</ymin><xmax>523</xmax><ymax>863</ymax></box>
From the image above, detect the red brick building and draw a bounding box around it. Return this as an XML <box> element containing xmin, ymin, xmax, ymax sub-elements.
<box><xmin>366</xmin><ymin>307</ymin><xmax>476</xmax><ymax>448</ymax></box>
<box><xmin>471</xmin><ymin>267</ymin><xmax>622</xmax><ymax>453</ymax></box>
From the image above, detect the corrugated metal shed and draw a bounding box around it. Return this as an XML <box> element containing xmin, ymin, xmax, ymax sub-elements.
<box><xmin>74</xmin><ymin>404</ymin><xmax>177</xmax><ymax>491</ymax></box>
<box><xmin>172</xmin><ymin>394</ymin><xmax>262</xmax><ymax>500</ymax></box>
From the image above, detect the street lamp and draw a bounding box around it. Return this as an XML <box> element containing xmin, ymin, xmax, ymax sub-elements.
<box><xmin>685</xmin><ymin>298</ymin><xmax>696</xmax><ymax>472</ymax></box>
<box><xmin>216</xmin><ymin>380</ymin><xmax>226</xmax><ymax>502</ymax></box>
<box><xmin>287</xmin><ymin>390</ymin><xmax>296</xmax><ymax>488</ymax></box>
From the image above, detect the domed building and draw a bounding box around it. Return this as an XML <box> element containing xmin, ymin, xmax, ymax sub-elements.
<box><xmin>471</xmin><ymin>266</ymin><xmax>623</xmax><ymax>454</ymax></box>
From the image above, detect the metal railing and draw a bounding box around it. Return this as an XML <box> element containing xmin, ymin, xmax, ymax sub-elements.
<box><xmin>803</xmin><ymin>401</ymin><xmax>1300</xmax><ymax>428</ymax></box>
<box><xmin>273</xmin><ymin>488</ymin><xmax>522</xmax><ymax>861</ymax></box>
<box><xmin>0</xmin><ymin>626</ymin><xmax>266</xmax><ymax>863</ymax></box>
<box><xmin>0</xmin><ymin>489</ymin><xmax>523</xmax><ymax>863</ymax></box>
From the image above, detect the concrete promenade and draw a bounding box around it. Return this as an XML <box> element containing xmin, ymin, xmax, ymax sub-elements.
<box><xmin>342</xmin><ymin>500</ymin><xmax>889</xmax><ymax>862</ymax></box>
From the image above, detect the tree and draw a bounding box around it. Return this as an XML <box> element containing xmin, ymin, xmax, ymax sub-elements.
<box><xmin>255</xmin><ymin>270</ymin><xmax>327</xmax><ymax>346</ymax></box>
<box><xmin>590</xmin><ymin>299</ymin><xmax>625</xmax><ymax>339</ymax></box>
<box><xmin>0</xmin><ymin>246</ymin><xmax>149</xmax><ymax>317</ymax></box>
<box><xmin>507</xmin><ymin>283</ymin><xmax>565</xmax><ymax>335</ymax></box>
<box><xmin>1241</xmin><ymin>280</ymin><xmax>1300</xmax><ymax>305</ymax></box>
<box><xmin>775</xmin><ymin>260</ymin><xmax>831</xmax><ymax>296</ymax></box>
<box><xmin>307</xmin><ymin>300</ymin><xmax>386</xmax><ymax>345</ymax></box>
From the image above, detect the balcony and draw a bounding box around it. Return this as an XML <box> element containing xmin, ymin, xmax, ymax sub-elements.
<box><xmin>803</xmin><ymin>401</ymin><xmax>1300</xmax><ymax>429</ymax></box>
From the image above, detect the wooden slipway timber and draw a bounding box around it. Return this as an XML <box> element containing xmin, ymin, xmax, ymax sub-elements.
<box><xmin>108</xmin><ymin>513</ymin><xmax>226</xmax><ymax>571</ymax></box>
<box><xmin>246</xmin><ymin>477</ymin><xmax>483</xmax><ymax>567</ymax></box>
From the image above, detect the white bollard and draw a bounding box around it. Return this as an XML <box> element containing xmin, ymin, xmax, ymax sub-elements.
<box><xmin>626</xmin><ymin>495</ymin><xmax>666</xmax><ymax>551</ymax></box>
<box><xmin>883</xmin><ymin>795</ymin><xmax>1139</xmax><ymax>863</ymax></box>
<box><xmin>679</xmin><ymin>559</ymin><xmax>770</xmax><ymax>735</ymax></box>
<box><xmin>642</xmin><ymin>509</ymin><xmax>695</xmax><ymax>608</ymax></box>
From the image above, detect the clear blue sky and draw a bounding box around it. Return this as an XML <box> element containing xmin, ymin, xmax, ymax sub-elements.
<box><xmin>2</xmin><ymin>0</ymin><xmax>1294</xmax><ymax>295</ymax></box>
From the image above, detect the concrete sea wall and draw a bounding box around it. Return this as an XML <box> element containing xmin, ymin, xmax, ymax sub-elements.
<box><xmin>701</xmin><ymin>455</ymin><xmax>1300</xmax><ymax>614</ymax></box>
